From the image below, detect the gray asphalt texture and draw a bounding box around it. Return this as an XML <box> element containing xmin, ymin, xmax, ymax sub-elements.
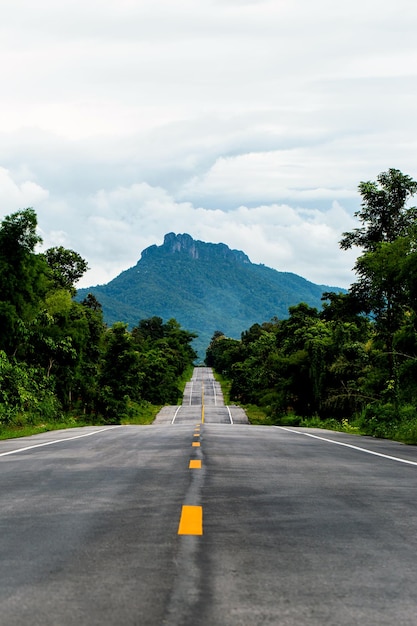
<box><xmin>0</xmin><ymin>368</ymin><xmax>417</xmax><ymax>624</ymax></box>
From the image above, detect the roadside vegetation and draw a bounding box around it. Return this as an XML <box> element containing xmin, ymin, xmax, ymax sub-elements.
<box><xmin>0</xmin><ymin>207</ymin><xmax>197</xmax><ymax>438</ymax></box>
<box><xmin>206</xmin><ymin>169</ymin><xmax>417</xmax><ymax>444</ymax></box>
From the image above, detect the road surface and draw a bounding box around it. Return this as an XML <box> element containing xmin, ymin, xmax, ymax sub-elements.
<box><xmin>0</xmin><ymin>369</ymin><xmax>417</xmax><ymax>624</ymax></box>
<box><xmin>153</xmin><ymin>366</ymin><xmax>248</xmax><ymax>425</ymax></box>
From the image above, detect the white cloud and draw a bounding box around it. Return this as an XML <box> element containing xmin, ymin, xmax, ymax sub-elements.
<box><xmin>0</xmin><ymin>0</ymin><xmax>416</xmax><ymax>296</ymax></box>
<box><xmin>0</xmin><ymin>167</ymin><xmax>49</xmax><ymax>213</ymax></box>
<box><xmin>34</xmin><ymin>182</ymin><xmax>356</xmax><ymax>289</ymax></box>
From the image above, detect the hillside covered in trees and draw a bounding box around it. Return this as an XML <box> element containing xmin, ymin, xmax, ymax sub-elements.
<box><xmin>206</xmin><ymin>169</ymin><xmax>417</xmax><ymax>443</ymax></box>
<box><xmin>76</xmin><ymin>232</ymin><xmax>343</xmax><ymax>358</ymax></box>
<box><xmin>0</xmin><ymin>208</ymin><xmax>197</xmax><ymax>430</ymax></box>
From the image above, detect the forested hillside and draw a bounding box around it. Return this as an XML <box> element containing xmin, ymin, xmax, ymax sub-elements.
<box><xmin>206</xmin><ymin>169</ymin><xmax>417</xmax><ymax>443</ymax></box>
<box><xmin>0</xmin><ymin>208</ymin><xmax>197</xmax><ymax>431</ymax></box>
<box><xmin>76</xmin><ymin>232</ymin><xmax>343</xmax><ymax>357</ymax></box>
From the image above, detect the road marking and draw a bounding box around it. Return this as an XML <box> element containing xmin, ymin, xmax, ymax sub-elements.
<box><xmin>226</xmin><ymin>405</ymin><xmax>234</xmax><ymax>424</ymax></box>
<box><xmin>171</xmin><ymin>406</ymin><xmax>182</xmax><ymax>425</ymax></box>
<box><xmin>193</xmin><ymin>433</ymin><xmax>200</xmax><ymax>438</ymax></box>
<box><xmin>189</xmin><ymin>460</ymin><xmax>202</xmax><ymax>469</ymax></box>
<box><xmin>192</xmin><ymin>442</ymin><xmax>200</xmax><ymax>447</ymax></box>
<box><xmin>277</xmin><ymin>427</ymin><xmax>417</xmax><ymax>467</ymax></box>
<box><xmin>0</xmin><ymin>427</ymin><xmax>121</xmax><ymax>458</ymax></box>
<box><xmin>178</xmin><ymin>505</ymin><xmax>203</xmax><ymax>535</ymax></box>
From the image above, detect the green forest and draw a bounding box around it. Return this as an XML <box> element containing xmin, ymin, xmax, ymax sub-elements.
<box><xmin>205</xmin><ymin>169</ymin><xmax>417</xmax><ymax>444</ymax></box>
<box><xmin>0</xmin><ymin>207</ymin><xmax>197</xmax><ymax>435</ymax></box>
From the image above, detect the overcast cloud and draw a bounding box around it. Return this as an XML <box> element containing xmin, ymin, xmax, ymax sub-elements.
<box><xmin>1</xmin><ymin>0</ymin><xmax>416</xmax><ymax>289</ymax></box>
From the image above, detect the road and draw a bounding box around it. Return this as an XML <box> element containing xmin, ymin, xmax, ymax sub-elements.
<box><xmin>154</xmin><ymin>366</ymin><xmax>248</xmax><ymax>425</ymax></box>
<box><xmin>0</xmin><ymin>369</ymin><xmax>417</xmax><ymax>624</ymax></box>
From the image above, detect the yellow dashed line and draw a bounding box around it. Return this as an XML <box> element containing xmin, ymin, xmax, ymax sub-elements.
<box><xmin>178</xmin><ymin>505</ymin><xmax>203</xmax><ymax>535</ymax></box>
<box><xmin>189</xmin><ymin>459</ymin><xmax>202</xmax><ymax>469</ymax></box>
<box><xmin>192</xmin><ymin>441</ymin><xmax>200</xmax><ymax>447</ymax></box>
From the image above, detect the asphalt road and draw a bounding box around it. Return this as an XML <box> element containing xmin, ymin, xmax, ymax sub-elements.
<box><xmin>1</xmin><ymin>422</ymin><xmax>417</xmax><ymax>625</ymax></box>
<box><xmin>154</xmin><ymin>366</ymin><xmax>249</xmax><ymax>425</ymax></box>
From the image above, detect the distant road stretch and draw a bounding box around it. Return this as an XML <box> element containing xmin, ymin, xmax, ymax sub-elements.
<box><xmin>153</xmin><ymin>366</ymin><xmax>249</xmax><ymax>424</ymax></box>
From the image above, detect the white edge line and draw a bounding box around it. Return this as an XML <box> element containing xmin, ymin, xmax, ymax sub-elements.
<box><xmin>171</xmin><ymin>406</ymin><xmax>182</xmax><ymax>425</ymax></box>
<box><xmin>0</xmin><ymin>426</ymin><xmax>121</xmax><ymax>458</ymax></box>
<box><xmin>276</xmin><ymin>426</ymin><xmax>417</xmax><ymax>467</ymax></box>
<box><xmin>226</xmin><ymin>406</ymin><xmax>234</xmax><ymax>425</ymax></box>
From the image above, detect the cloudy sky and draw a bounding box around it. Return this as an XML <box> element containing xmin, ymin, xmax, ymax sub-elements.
<box><xmin>1</xmin><ymin>0</ymin><xmax>416</xmax><ymax>289</ymax></box>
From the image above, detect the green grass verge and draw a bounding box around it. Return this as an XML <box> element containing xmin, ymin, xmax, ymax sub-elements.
<box><xmin>240</xmin><ymin>404</ymin><xmax>276</xmax><ymax>425</ymax></box>
<box><xmin>211</xmin><ymin>370</ymin><xmax>232</xmax><ymax>404</ymax></box>
<box><xmin>177</xmin><ymin>364</ymin><xmax>195</xmax><ymax>396</ymax></box>
<box><xmin>121</xmin><ymin>402</ymin><xmax>162</xmax><ymax>425</ymax></box>
<box><xmin>300</xmin><ymin>416</ymin><xmax>364</xmax><ymax>435</ymax></box>
<box><xmin>212</xmin><ymin>371</ymin><xmax>274</xmax><ymax>425</ymax></box>
<box><xmin>0</xmin><ymin>417</ymin><xmax>92</xmax><ymax>441</ymax></box>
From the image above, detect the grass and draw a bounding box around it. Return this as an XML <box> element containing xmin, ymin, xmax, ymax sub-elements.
<box><xmin>0</xmin><ymin>398</ymin><xmax>164</xmax><ymax>439</ymax></box>
<box><xmin>0</xmin><ymin>417</ymin><xmax>91</xmax><ymax>441</ymax></box>
<box><xmin>177</xmin><ymin>364</ymin><xmax>195</xmax><ymax>396</ymax></box>
<box><xmin>120</xmin><ymin>402</ymin><xmax>162</xmax><ymax>425</ymax></box>
<box><xmin>211</xmin><ymin>371</ymin><xmax>275</xmax><ymax>425</ymax></box>
<box><xmin>211</xmin><ymin>370</ymin><xmax>232</xmax><ymax>404</ymax></box>
<box><xmin>241</xmin><ymin>404</ymin><xmax>276</xmax><ymax>425</ymax></box>
<box><xmin>300</xmin><ymin>416</ymin><xmax>364</xmax><ymax>435</ymax></box>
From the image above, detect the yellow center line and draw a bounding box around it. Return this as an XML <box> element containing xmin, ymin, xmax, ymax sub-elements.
<box><xmin>178</xmin><ymin>505</ymin><xmax>203</xmax><ymax>535</ymax></box>
<box><xmin>189</xmin><ymin>459</ymin><xmax>202</xmax><ymax>469</ymax></box>
<box><xmin>192</xmin><ymin>441</ymin><xmax>200</xmax><ymax>447</ymax></box>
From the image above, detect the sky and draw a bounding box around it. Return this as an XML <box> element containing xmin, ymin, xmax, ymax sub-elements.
<box><xmin>1</xmin><ymin>0</ymin><xmax>417</xmax><ymax>289</ymax></box>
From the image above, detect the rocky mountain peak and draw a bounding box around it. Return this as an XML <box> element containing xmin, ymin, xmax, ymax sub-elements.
<box><xmin>141</xmin><ymin>232</ymin><xmax>251</xmax><ymax>264</ymax></box>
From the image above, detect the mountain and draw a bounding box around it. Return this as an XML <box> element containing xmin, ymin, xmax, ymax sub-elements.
<box><xmin>76</xmin><ymin>233</ymin><xmax>345</xmax><ymax>359</ymax></box>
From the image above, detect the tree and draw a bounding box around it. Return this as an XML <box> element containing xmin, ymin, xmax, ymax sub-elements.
<box><xmin>98</xmin><ymin>322</ymin><xmax>144</xmax><ymax>423</ymax></box>
<box><xmin>340</xmin><ymin>168</ymin><xmax>417</xmax><ymax>252</ymax></box>
<box><xmin>0</xmin><ymin>208</ymin><xmax>48</xmax><ymax>355</ymax></box>
<box><xmin>340</xmin><ymin>169</ymin><xmax>417</xmax><ymax>406</ymax></box>
<box><xmin>43</xmin><ymin>246</ymin><xmax>88</xmax><ymax>294</ymax></box>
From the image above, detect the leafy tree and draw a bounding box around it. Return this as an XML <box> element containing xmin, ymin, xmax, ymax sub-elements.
<box><xmin>98</xmin><ymin>322</ymin><xmax>144</xmax><ymax>423</ymax></box>
<box><xmin>74</xmin><ymin>294</ymin><xmax>105</xmax><ymax>415</ymax></box>
<box><xmin>0</xmin><ymin>208</ymin><xmax>48</xmax><ymax>355</ymax></box>
<box><xmin>131</xmin><ymin>317</ymin><xmax>197</xmax><ymax>403</ymax></box>
<box><xmin>43</xmin><ymin>246</ymin><xmax>88</xmax><ymax>294</ymax></box>
<box><xmin>340</xmin><ymin>168</ymin><xmax>417</xmax><ymax>251</ymax></box>
<box><xmin>132</xmin><ymin>316</ymin><xmax>165</xmax><ymax>343</ymax></box>
<box><xmin>340</xmin><ymin>169</ymin><xmax>417</xmax><ymax>405</ymax></box>
<box><xmin>0</xmin><ymin>350</ymin><xmax>60</xmax><ymax>425</ymax></box>
<box><xmin>205</xmin><ymin>333</ymin><xmax>242</xmax><ymax>376</ymax></box>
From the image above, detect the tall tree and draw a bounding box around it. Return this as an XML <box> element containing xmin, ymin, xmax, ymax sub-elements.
<box><xmin>43</xmin><ymin>246</ymin><xmax>88</xmax><ymax>295</ymax></box>
<box><xmin>340</xmin><ymin>169</ymin><xmax>417</xmax><ymax>404</ymax></box>
<box><xmin>340</xmin><ymin>168</ymin><xmax>417</xmax><ymax>252</ymax></box>
<box><xmin>0</xmin><ymin>208</ymin><xmax>48</xmax><ymax>355</ymax></box>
